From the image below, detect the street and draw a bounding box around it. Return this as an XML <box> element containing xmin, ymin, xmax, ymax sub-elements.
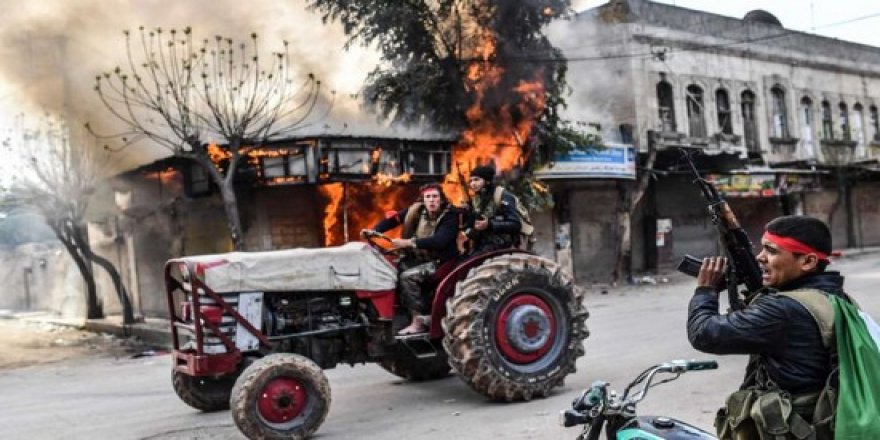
<box><xmin>2</xmin><ymin>253</ymin><xmax>879</xmax><ymax>440</ymax></box>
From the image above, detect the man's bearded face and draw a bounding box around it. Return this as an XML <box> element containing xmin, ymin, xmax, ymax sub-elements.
<box><xmin>469</xmin><ymin>176</ymin><xmax>486</xmax><ymax>193</ymax></box>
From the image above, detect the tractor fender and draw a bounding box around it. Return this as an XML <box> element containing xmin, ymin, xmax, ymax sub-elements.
<box><xmin>428</xmin><ymin>249</ymin><xmax>533</xmax><ymax>338</ymax></box>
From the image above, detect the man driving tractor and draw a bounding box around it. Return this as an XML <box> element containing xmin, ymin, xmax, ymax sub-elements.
<box><xmin>361</xmin><ymin>183</ymin><xmax>460</xmax><ymax>335</ymax></box>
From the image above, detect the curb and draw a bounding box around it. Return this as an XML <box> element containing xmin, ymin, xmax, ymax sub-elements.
<box><xmin>1</xmin><ymin>312</ymin><xmax>173</xmax><ymax>350</ymax></box>
<box><xmin>83</xmin><ymin>319</ymin><xmax>173</xmax><ymax>350</ymax></box>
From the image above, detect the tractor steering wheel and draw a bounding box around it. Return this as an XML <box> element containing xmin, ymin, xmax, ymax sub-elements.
<box><xmin>362</xmin><ymin>231</ymin><xmax>401</xmax><ymax>255</ymax></box>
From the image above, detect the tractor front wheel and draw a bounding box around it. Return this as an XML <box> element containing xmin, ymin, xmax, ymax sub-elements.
<box><xmin>172</xmin><ymin>370</ymin><xmax>235</xmax><ymax>412</ymax></box>
<box><xmin>230</xmin><ymin>353</ymin><xmax>330</xmax><ymax>440</ymax></box>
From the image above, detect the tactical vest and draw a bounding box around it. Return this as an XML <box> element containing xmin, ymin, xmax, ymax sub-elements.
<box><xmin>401</xmin><ymin>202</ymin><xmax>450</xmax><ymax>262</ymax></box>
<box><xmin>716</xmin><ymin>288</ymin><xmax>837</xmax><ymax>440</ymax></box>
<box><xmin>474</xmin><ymin>186</ymin><xmax>535</xmax><ymax>249</ymax></box>
<box><xmin>473</xmin><ymin>188</ymin><xmax>497</xmax><ymax>219</ymax></box>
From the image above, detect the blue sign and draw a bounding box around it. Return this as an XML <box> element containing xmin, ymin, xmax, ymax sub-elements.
<box><xmin>535</xmin><ymin>143</ymin><xmax>636</xmax><ymax>180</ymax></box>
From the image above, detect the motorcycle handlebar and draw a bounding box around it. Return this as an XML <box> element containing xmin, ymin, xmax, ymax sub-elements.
<box><xmin>562</xmin><ymin>359</ymin><xmax>719</xmax><ymax>429</ymax></box>
<box><xmin>686</xmin><ymin>360</ymin><xmax>718</xmax><ymax>371</ymax></box>
<box><xmin>659</xmin><ymin>359</ymin><xmax>718</xmax><ymax>373</ymax></box>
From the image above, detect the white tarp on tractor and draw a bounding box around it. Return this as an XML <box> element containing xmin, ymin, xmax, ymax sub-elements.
<box><xmin>177</xmin><ymin>242</ymin><xmax>397</xmax><ymax>293</ymax></box>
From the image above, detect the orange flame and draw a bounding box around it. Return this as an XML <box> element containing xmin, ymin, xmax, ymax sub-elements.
<box><xmin>143</xmin><ymin>167</ymin><xmax>179</xmax><ymax>182</ymax></box>
<box><xmin>374</xmin><ymin>172</ymin><xmax>412</xmax><ymax>187</ymax></box>
<box><xmin>206</xmin><ymin>144</ymin><xmax>231</xmax><ymax>163</ymax></box>
<box><xmin>318</xmin><ymin>183</ymin><xmax>345</xmax><ymax>245</ymax></box>
<box><xmin>318</xmin><ymin>182</ymin><xmax>416</xmax><ymax>246</ymax></box>
<box><xmin>266</xmin><ymin>176</ymin><xmax>306</xmax><ymax>185</ymax></box>
<box><xmin>442</xmin><ymin>32</ymin><xmax>547</xmax><ymax>205</ymax></box>
<box><xmin>316</xmin><ymin>29</ymin><xmax>550</xmax><ymax>242</ymax></box>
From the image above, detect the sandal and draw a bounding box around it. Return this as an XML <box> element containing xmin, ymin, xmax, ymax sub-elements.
<box><xmin>397</xmin><ymin>316</ymin><xmax>429</xmax><ymax>335</ymax></box>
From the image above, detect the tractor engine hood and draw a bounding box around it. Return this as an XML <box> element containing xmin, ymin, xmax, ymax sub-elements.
<box><xmin>169</xmin><ymin>242</ymin><xmax>397</xmax><ymax>293</ymax></box>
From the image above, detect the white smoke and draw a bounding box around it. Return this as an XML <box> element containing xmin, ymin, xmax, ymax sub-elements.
<box><xmin>0</xmin><ymin>0</ymin><xmax>438</xmax><ymax>175</ymax></box>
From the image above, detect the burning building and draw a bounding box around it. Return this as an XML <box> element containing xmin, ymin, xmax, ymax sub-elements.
<box><xmin>102</xmin><ymin>134</ymin><xmax>453</xmax><ymax>317</ymax></box>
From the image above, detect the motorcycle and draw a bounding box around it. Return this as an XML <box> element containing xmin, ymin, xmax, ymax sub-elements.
<box><xmin>560</xmin><ymin>359</ymin><xmax>719</xmax><ymax>440</ymax></box>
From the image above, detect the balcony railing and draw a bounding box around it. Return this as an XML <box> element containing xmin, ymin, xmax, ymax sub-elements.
<box><xmin>820</xmin><ymin>139</ymin><xmax>858</xmax><ymax>165</ymax></box>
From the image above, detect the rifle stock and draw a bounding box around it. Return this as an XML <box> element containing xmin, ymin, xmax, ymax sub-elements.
<box><xmin>677</xmin><ymin>150</ymin><xmax>763</xmax><ymax>310</ymax></box>
<box><xmin>454</xmin><ymin>162</ymin><xmax>476</xmax><ymax>255</ymax></box>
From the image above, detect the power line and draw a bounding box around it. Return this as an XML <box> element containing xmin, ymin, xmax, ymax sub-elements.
<box><xmin>539</xmin><ymin>9</ymin><xmax>880</xmax><ymax>64</ymax></box>
<box><xmin>452</xmin><ymin>8</ymin><xmax>880</xmax><ymax>65</ymax></box>
<box><xmin>813</xmin><ymin>11</ymin><xmax>880</xmax><ymax>30</ymax></box>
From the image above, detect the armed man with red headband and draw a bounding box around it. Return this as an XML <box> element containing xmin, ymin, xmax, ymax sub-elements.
<box><xmin>687</xmin><ymin>215</ymin><xmax>848</xmax><ymax>440</ymax></box>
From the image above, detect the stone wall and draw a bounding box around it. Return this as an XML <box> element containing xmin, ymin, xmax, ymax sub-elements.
<box><xmin>568</xmin><ymin>182</ymin><xmax>620</xmax><ymax>283</ymax></box>
<box><xmin>853</xmin><ymin>182</ymin><xmax>880</xmax><ymax>246</ymax></box>
<box><xmin>0</xmin><ymin>242</ymin><xmax>84</xmax><ymax>318</ymax></box>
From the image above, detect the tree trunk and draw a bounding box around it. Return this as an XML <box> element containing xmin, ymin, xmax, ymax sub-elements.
<box><xmin>613</xmin><ymin>143</ymin><xmax>658</xmax><ymax>284</ymax></box>
<box><xmin>66</xmin><ymin>220</ymin><xmax>137</xmax><ymax>325</ymax></box>
<box><xmin>191</xmin><ymin>145</ymin><xmax>245</xmax><ymax>251</ymax></box>
<box><xmin>828</xmin><ymin>166</ymin><xmax>855</xmax><ymax>246</ymax></box>
<box><xmin>88</xmin><ymin>251</ymin><xmax>136</xmax><ymax>325</ymax></box>
<box><xmin>219</xmin><ymin>178</ymin><xmax>245</xmax><ymax>251</ymax></box>
<box><xmin>49</xmin><ymin>222</ymin><xmax>103</xmax><ymax>319</ymax></box>
<box><xmin>612</xmin><ymin>182</ymin><xmax>633</xmax><ymax>285</ymax></box>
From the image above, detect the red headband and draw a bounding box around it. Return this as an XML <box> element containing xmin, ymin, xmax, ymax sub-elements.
<box><xmin>762</xmin><ymin>232</ymin><xmax>841</xmax><ymax>262</ymax></box>
<box><xmin>421</xmin><ymin>186</ymin><xmax>441</xmax><ymax>195</ymax></box>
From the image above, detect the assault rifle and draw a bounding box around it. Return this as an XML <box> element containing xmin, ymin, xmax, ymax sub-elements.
<box><xmin>676</xmin><ymin>150</ymin><xmax>763</xmax><ymax>311</ymax></box>
<box><xmin>454</xmin><ymin>162</ymin><xmax>478</xmax><ymax>255</ymax></box>
<box><xmin>455</xmin><ymin>161</ymin><xmax>476</xmax><ymax>213</ymax></box>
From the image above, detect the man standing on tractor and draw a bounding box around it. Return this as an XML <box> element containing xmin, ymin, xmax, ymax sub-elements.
<box><xmin>461</xmin><ymin>165</ymin><xmax>522</xmax><ymax>254</ymax></box>
<box><xmin>687</xmin><ymin>215</ymin><xmax>848</xmax><ymax>439</ymax></box>
<box><xmin>362</xmin><ymin>183</ymin><xmax>460</xmax><ymax>335</ymax></box>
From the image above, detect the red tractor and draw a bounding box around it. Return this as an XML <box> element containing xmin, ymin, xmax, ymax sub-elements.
<box><xmin>165</xmin><ymin>235</ymin><xmax>589</xmax><ymax>440</ymax></box>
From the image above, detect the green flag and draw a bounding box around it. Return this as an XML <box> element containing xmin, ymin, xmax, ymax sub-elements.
<box><xmin>830</xmin><ymin>295</ymin><xmax>880</xmax><ymax>440</ymax></box>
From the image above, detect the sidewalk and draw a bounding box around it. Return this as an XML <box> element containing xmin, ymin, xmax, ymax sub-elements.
<box><xmin>5</xmin><ymin>245</ymin><xmax>879</xmax><ymax>349</ymax></box>
<box><xmin>0</xmin><ymin>310</ymin><xmax>173</xmax><ymax>349</ymax></box>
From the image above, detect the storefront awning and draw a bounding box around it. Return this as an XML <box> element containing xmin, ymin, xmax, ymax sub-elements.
<box><xmin>706</xmin><ymin>167</ymin><xmax>828</xmax><ymax>198</ymax></box>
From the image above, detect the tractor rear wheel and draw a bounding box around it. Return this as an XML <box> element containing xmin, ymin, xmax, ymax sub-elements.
<box><xmin>442</xmin><ymin>253</ymin><xmax>589</xmax><ymax>402</ymax></box>
<box><xmin>172</xmin><ymin>370</ymin><xmax>235</xmax><ymax>412</ymax></box>
<box><xmin>379</xmin><ymin>348</ymin><xmax>451</xmax><ymax>381</ymax></box>
<box><xmin>230</xmin><ymin>353</ymin><xmax>330</xmax><ymax>440</ymax></box>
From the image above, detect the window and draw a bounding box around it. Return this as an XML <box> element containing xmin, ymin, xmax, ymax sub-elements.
<box><xmin>770</xmin><ymin>86</ymin><xmax>789</xmax><ymax>138</ymax></box>
<box><xmin>821</xmin><ymin>101</ymin><xmax>834</xmax><ymax>140</ymax></box>
<box><xmin>853</xmin><ymin>103</ymin><xmax>865</xmax><ymax>150</ymax></box>
<box><xmin>619</xmin><ymin>124</ymin><xmax>634</xmax><ymax>144</ymax></box>
<box><xmin>256</xmin><ymin>146</ymin><xmax>308</xmax><ymax>184</ymax></box>
<box><xmin>741</xmin><ymin>90</ymin><xmax>759</xmax><ymax>151</ymax></box>
<box><xmin>716</xmin><ymin>89</ymin><xmax>733</xmax><ymax>135</ymax></box>
<box><xmin>656</xmin><ymin>81</ymin><xmax>676</xmax><ymax>132</ymax></box>
<box><xmin>321</xmin><ymin>141</ymin><xmax>379</xmax><ymax>175</ymax></box>
<box><xmin>871</xmin><ymin>105</ymin><xmax>880</xmax><ymax>141</ymax></box>
<box><xmin>185</xmin><ymin>162</ymin><xmax>212</xmax><ymax>196</ymax></box>
<box><xmin>839</xmin><ymin>103</ymin><xmax>851</xmax><ymax>141</ymax></box>
<box><xmin>686</xmin><ymin>84</ymin><xmax>706</xmax><ymax>138</ymax></box>
<box><xmin>261</xmin><ymin>154</ymin><xmax>306</xmax><ymax>177</ymax></box>
<box><xmin>336</xmin><ymin>150</ymin><xmax>371</xmax><ymax>174</ymax></box>
<box><xmin>800</xmin><ymin>97</ymin><xmax>815</xmax><ymax>157</ymax></box>
<box><xmin>403</xmin><ymin>144</ymin><xmax>450</xmax><ymax>175</ymax></box>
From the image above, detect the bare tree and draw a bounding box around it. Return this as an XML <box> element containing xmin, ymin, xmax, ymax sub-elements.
<box><xmin>93</xmin><ymin>27</ymin><xmax>326</xmax><ymax>250</ymax></box>
<box><xmin>4</xmin><ymin>116</ymin><xmax>135</xmax><ymax>324</ymax></box>
<box><xmin>612</xmin><ymin>141</ymin><xmax>658</xmax><ymax>285</ymax></box>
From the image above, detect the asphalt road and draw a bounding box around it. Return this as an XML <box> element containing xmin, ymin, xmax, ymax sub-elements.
<box><xmin>2</xmin><ymin>253</ymin><xmax>879</xmax><ymax>440</ymax></box>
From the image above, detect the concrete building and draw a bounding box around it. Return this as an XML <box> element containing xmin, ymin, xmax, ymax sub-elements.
<box><xmin>550</xmin><ymin>0</ymin><xmax>880</xmax><ymax>281</ymax></box>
